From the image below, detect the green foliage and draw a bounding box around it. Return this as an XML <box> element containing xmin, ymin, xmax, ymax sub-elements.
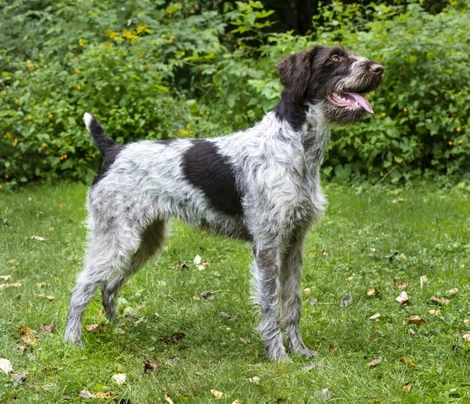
<box><xmin>0</xmin><ymin>0</ymin><xmax>469</xmax><ymax>187</ymax></box>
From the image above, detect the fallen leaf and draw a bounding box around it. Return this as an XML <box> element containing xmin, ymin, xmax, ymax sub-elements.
<box><xmin>30</xmin><ymin>235</ymin><xmax>45</xmax><ymax>241</ymax></box>
<box><xmin>193</xmin><ymin>255</ymin><xmax>202</xmax><ymax>265</ymax></box>
<box><xmin>40</xmin><ymin>321</ymin><xmax>56</xmax><ymax>333</ymax></box>
<box><xmin>79</xmin><ymin>390</ymin><xmax>95</xmax><ymax>399</ymax></box>
<box><xmin>396</xmin><ymin>291</ymin><xmax>409</xmax><ymax>306</ymax></box>
<box><xmin>369</xmin><ymin>313</ymin><xmax>381</xmax><ymax>321</ymax></box>
<box><xmin>303</xmin><ymin>287</ymin><xmax>312</xmax><ymax>295</ymax></box>
<box><xmin>393</xmin><ymin>279</ymin><xmax>408</xmax><ymax>289</ymax></box>
<box><xmin>367</xmin><ymin>358</ymin><xmax>382</xmax><ymax>368</ymax></box>
<box><xmin>307</xmin><ymin>297</ymin><xmax>318</xmax><ymax>305</ymax></box>
<box><xmin>248</xmin><ymin>376</ymin><xmax>260</xmax><ymax>384</ymax></box>
<box><xmin>35</xmin><ymin>293</ymin><xmax>55</xmax><ymax>301</ymax></box>
<box><xmin>0</xmin><ymin>275</ymin><xmax>11</xmax><ymax>281</ymax></box>
<box><xmin>340</xmin><ymin>295</ymin><xmax>353</xmax><ymax>307</ymax></box>
<box><xmin>407</xmin><ymin>315</ymin><xmax>426</xmax><ymax>326</ymax></box>
<box><xmin>21</xmin><ymin>333</ymin><xmax>38</xmax><ymax>347</ymax></box>
<box><xmin>42</xmin><ymin>383</ymin><xmax>57</xmax><ymax>391</ymax></box>
<box><xmin>143</xmin><ymin>359</ymin><xmax>158</xmax><ymax>373</ymax></box>
<box><xmin>322</xmin><ymin>249</ymin><xmax>329</xmax><ymax>257</ymax></box>
<box><xmin>36</xmin><ymin>282</ymin><xmax>47</xmax><ymax>287</ymax></box>
<box><xmin>0</xmin><ymin>358</ymin><xmax>13</xmax><ymax>374</ymax></box>
<box><xmin>164</xmin><ymin>392</ymin><xmax>174</xmax><ymax>404</ymax></box>
<box><xmin>232</xmin><ymin>400</ymin><xmax>242</xmax><ymax>404</ymax></box>
<box><xmin>211</xmin><ymin>389</ymin><xmax>228</xmax><ymax>399</ymax></box>
<box><xmin>429</xmin><ymin>309</ymin><xmax>441</xmax><ymax>316</ymax></box>
<box><xmin>461</xmin><ymin>332</ymin><xmax>470</xmax><ymax>342</ymax></box>
<box><xmin>111</xmin><ymin>373</ymin><xmax>127</xmax><ymax>384</ymax></box>
<box><xmin>400</xmin><ymin>357</ymin><xmax>416</xmax><ymax>368</ymax></box>
<box><xmin>10</xmin><ymin>373</ymin><xmax>27</xmax><ymax>384</ymax></box>
<box><xmin>447</xmin><ymin>287</ymin><xmax>459</xmax><ymax>295</ymax></box>
<box><xmin>200</xmin><ymin>291</ymin><xmax>215</xmax><ymax>300</ymax></box>
<box><xmin>85</xmin><ymin>324</ymin><xmax>105</xmax><ymax>333</ymax></box>
<box><xmin>420</xmin><ymin>275</ymin><xmax>428</xmax><ymax>289</ymax></box>
<box><xmin>314</xmin><ymin>388</ymin><xmax>332</xmax><ymax>401</ymax></box>
<box><xmin>219</xmin><ymin>312</ymin><xmax>232</xmax><ymax>319</ymax></box>
<box><xmin>95</xmin><ymin>391</ymin><xmax>118</xmax><ymax>399</ymax></box>
<box><xmin>384</xmin><ymin>251</ymin><xmax>399</xmax><ymax>261</ymax></box>
<box><xmin>0</xmin><ymin>282</ymin><xmax>21</xmax><ymax>289</ymax></box>
<box><xmin>367</xmin><ymin>288</ymin><xmax>379</xmax><ymax>297</ymax></box>
<box><xmin>430</xmin><ymin>295</ymin><xmax>449</xmax><ymax>305</ymax></box>
<box><xmin>162</xmin><ymin>332</ymin><xmax>185</xmax><ymax>344</ymax></box>
<box><xmin>402</xmin><ymin>382</ymin><xmax>412</xmax><ymax>392</ymax></box>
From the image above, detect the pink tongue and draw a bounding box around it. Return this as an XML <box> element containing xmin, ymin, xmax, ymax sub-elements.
<box><xmin>348</xmin><ymin>92</ymin><xmax>374</xmax><ymax>115</ymax></box>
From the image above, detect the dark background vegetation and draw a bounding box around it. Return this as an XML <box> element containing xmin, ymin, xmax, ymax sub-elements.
<box><xmin>1</xmin><ymin>0</ymin><xmax>469</xmax><ymax>187</ymax></box>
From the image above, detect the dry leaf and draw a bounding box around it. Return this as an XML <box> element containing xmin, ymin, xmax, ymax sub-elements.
<box><xmin>402</xmin><ymin>382</ymin><xmax>412</xmax><ymax>392</ymax></box>
<box><xmin>419</xmin><ymin>275</ymin><xmax>428</xmax><ymax>289</ymax></box>
<box><xmin>162</xmin><ymin>332</ymin><xmax>185</xmax><ymax>344</ymax></box>
<box><xmin>367</xmin><ymin>288</ymin><xmax>378</xmax><ymax>297</ymax></box>
<box><xmin>400</xmin><ymin>357</ymin><xmax>416</xmax><ymax>368</ymax></box>
<box><xmin>322</xmin><ymin>249</ymin><xmax>329</xmax><ymax>257</ymax></box>
<box><xmin>143</xmin><ymin>359</ymin><xmax>158</xmax><ymax>373</ymax></box>
<box><xmin>303</xmin><ymin>287</ymin><xmax>312</xmax><ymax>295</ymax></box>
<box><xmin>111</xmin><ymin>373</ymin><xmax>127</xmax><ymax>384</ymax></box>
<box><xmin>0</xmin><ymin>282</ymin><xmax>21</xmax><ymax>289</ymax></box>
<box><xmin>430</xmin><ymin>295</ymin><xmax>449</xmax><ymax>305</ymax></box>
<box><xmin>219</xmin><ymin>312</ymin><xmax>232</xmax><ymax>319</ymax></box>
<box><xmin>447</xmin><ymin>287</ymin><xmax>459</xmax><ymax>295</ymax></box>
<box><xmin>0</xmin><ymin>358</ymin><xmax>13</xmax><ymax>374</ymax></box>
<box><xmin>248</xmin><ymin>376</ymin><xmax>260</xmax><ymax>384</ymax></box>
<box><xmin>429</xmin><ymin>309</ymin><xmax>441</xmax><ymax>316</ymax></box>
<box><xmin>461</xmin><ymin>332</ymin><xmax>470</xmax><ymax>342</ymax></box>
<box><xmin>85</xmin><ymin>323</ymin><xmax>106</xmax><ymax>333</ymax></box>
<box><xmin>79</xmin><ymin>390</ymin><xmax>95</xmax><ymax>399</ymax></box>
<box><xmin>367</xmin><ymin>358</ymin><xmax>382</xmax><ymax>368</ymax></box>
<box><xmin>164</xmin><ymin>392</ymin><xmax>174</xmax><ymax>404</ymax></box>
<box><xmin>232</xmin><ymin>400</ymin><xmax>243</xmax><ymax>404</ymax></box>
<box><xmin>407</xmin><ymin>315</ymin><xmax>426</xmax><ymax>326</ymax></box>
<box><xmin>393</xmin><ymin>279</ymin><xmax>408</xmax><ymax>289</ymax></box>
<box><xmin>10</xmin><ymin>373</ymin><xmax>27</xmax><ymax>384</ymax></box>
<box><xmin>95</xmin><ymin>391</ymin><xmax>118</xmax><ymax>399</ymax></box>
<box><xmin>40</xmin><ymin>321</ymin><xmax>56</xmax><ymax>333</ymax></box>
<box><xmin>36</xmin><ymin>282</ymin><xmax>47</xmax><ymax>287</ymax></box>
<box><xmin>21</xmin><ymin>334</ymin><xmax>38</xmax><ymax>347</ymax></box>
<box><xmin>42</xmin><ymin>383</ymin><xmax>57</xmax><ymax>391</ymax></box>
<box><xmin>396</xmin><ymin>291</ymin><xmax>409</xmax><ymax>306</ymax></box>
<box><xmin>193</xmin><ymin>255</ymin><xmax>202</xmax><ymax>265</ymax></box>
<box><xmin>211</xmin><ymin>389</ymin><xmax>228</xmax><ymax>399</ymax></box>
<box><xmin>369</xmin><ymin>313</ymin><xmax>381</xmax><ymax>321</ymax></box>
<box><xmin>35</xmin><ymin>293</ymin><xmax>55</xmax><ymax>301</ymax></box>
<box><xmin>340</xmin><ymin>295</ymin><xmax>353</xmax><ymax>307</ymax></box>
<box><xmin>314</xmin><ymin>389</ymin><xmax>332</xmax><ymax>401</ymax></box>
<box><xmin>30</xmin><ymin>235</ymin><xmax>45</xmax><ymax>241</ymax></box>
<box><xmin>0</xmin><ymin>275</ymin><xmax>11</xmax><ymax>281</ymax></box>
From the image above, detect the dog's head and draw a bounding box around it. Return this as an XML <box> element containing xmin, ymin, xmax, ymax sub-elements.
<box><xmin>276</xmin><ymin>46</ymin><xmax>383</xmax><ymax>124</ymax></box>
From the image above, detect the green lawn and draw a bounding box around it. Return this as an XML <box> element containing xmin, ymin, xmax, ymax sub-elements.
<box><xmin>1</xmin><ymin>182</ymin><xmax>469</xmax><ymax>403</ymax></box>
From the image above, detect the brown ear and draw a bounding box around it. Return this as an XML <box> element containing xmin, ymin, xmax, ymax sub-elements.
<box><xmin>276</xmin><ymin>47</ymin><xmax>318</xmax><ymax>102</ymax></box>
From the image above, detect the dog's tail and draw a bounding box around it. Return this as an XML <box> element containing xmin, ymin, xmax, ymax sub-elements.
<box><xmin>83</xmin><ymin>112</ymin><xmax>118</xmax><ymax>157</ymax></box>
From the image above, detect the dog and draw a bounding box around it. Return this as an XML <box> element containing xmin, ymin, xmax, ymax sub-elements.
<box><xmin>65</xmin><ymin>45</ymin><xmax>383</xmax><ymax>361</ymax></box>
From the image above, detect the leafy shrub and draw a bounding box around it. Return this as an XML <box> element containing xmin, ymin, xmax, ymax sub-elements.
<box><xmin>0</xmin><ymin>0</ymin><xmax>469</xmax><ymax>188</ymax></box>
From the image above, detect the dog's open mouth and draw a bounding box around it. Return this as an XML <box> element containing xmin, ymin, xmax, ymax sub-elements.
<box><xmin>327</xmin><ymin>92</ymin><xmax>374</xmax><ymax>115</ymax></box>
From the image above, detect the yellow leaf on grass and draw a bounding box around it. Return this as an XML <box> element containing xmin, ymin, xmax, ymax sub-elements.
<box><xmin>36</xmin><ymin>293</ymin><xmax>55</xmax><ymax>301</ymax></box>
<box><xmin>0</xmin><ymin>282</ymin><xmax>21</xmax><ymax>289</ymax></box>
<box><xmin>211</xmin><ymin>389</ymin><xmax>228</xmax><ymax>399</ymax></box>
<box><xmin>407</xmin><ymin>315</ymin><xmax>426</xmax><ymax>326</ymax></box>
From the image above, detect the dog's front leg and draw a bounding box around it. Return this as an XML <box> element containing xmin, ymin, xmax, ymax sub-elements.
<box><xmin>280</xmin><ymin>233</ymin><xmax>317</xmax><ymax>358</ymax></box>
<box><xmin>251</xmin><ymin>246</ymin><xmax>286</xmax><ymax>361</ymax></box>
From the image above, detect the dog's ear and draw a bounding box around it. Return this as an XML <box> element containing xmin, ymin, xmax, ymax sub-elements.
<box><xmin>276</xmin><ymin>47</ymin><xmax>319</xmax><ymax>103</ymax></box>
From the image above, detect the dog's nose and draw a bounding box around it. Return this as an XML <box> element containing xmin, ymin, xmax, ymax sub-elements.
<box><xmin>370</xmin><ymin>63</ymin><xmax>384</xmax><ymax>75</ymax></box>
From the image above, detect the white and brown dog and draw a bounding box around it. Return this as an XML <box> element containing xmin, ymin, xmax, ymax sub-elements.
<box><xmin>65</xmin><ymin>45</ymin><xmax>383</xmax><ymax>361</ymax></box>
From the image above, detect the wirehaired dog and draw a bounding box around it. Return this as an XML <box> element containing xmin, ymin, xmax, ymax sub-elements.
<box><xmin>65</xmin><ymin>45</ymin><xmax>383</xmax><ymax>361</ymax></box>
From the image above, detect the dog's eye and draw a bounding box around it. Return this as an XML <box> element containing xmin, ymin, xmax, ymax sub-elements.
<box><xmin>330</xmin><ymin>55</ymin><xmax>341</xmax><ymax>62</ymax></box>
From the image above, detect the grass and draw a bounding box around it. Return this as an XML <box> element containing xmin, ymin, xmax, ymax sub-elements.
<box><xmin>0</xmin><ymin>181</ymin><xmax>469</xmax><ymax>403</ymax></box>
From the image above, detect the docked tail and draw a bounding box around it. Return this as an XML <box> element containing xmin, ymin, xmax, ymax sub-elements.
<box><xmin>83</xmin><ymin>113</ymin><xmax>118</xmax><ymax>157</ymax></box>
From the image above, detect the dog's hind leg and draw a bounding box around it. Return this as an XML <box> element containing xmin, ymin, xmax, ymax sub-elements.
<box><xmin>280</xmin><ymin>232</ymin><xmax>317</xmax><ymax>358</ymax></box>
<box><xmin>101</xmin><ymin>219</ymin><xmax>167</xmax><ymax>321</ymax></box>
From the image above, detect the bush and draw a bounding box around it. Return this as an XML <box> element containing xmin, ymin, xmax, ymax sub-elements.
<box><xmin>0</xmin><ymin>0</ymin><xmax>469</xmax><ymax>188</ymax></box>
